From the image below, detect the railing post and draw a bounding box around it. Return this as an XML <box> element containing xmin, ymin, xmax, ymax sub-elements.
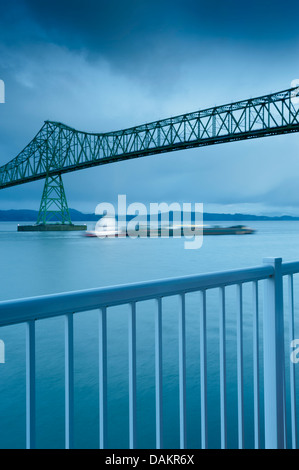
<box><xmin>155</xmin><ymin>297</ymin><xmax>163</xmax><ymax>449</ymax></box>
<box><xmin>128</xmin><ymin>302</ymin><xmax>137</xmax><ymax>449</ymax></box>
<box><xmin>263</xmin><ymin>257</ymin><xmax>285</xmax><ymax>449</ymax></box>
<box><xmin>65</xmin><ymin>313</ymin><xmax>74</xmax><ymax>449</ymax></box>
<box><xmin>99</xmin><ymin>307</ymin><xmax>108</xmax><ymax>449</ymax></box>
<box><xmin>178</xmin><ymin>293</ymin><xmax>187</xmax><ymax>449</ymax></box>
<box><xmin>26</xmin><ymin>321</ymin><xmax>36</xmax><ymax>449</ymax></box>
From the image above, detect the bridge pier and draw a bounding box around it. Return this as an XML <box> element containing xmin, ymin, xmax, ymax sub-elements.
<box><xmin>37</xmin><ymin>174</ymin><xmax>72</xmax><ymax>225</ymax></box>
<box><xmin>17</xmin><ymin>174</ymin><xmax>86</xmax><ymax>232</ymax></box>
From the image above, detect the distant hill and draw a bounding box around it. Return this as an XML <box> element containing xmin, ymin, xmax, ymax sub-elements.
<box><xmin>0</xmin><ymin>208</ymin><xmax>299</xmax><ymax>222</ymax></box>
<box><xmin>0</xmin><ymin>209</ymin><xmax>98</xmax><ymax>221</ymax></box>
<box><xmin>202</xmin><ymin>212</ymin><xmax>299</xmax><ymax>221</ymax></box>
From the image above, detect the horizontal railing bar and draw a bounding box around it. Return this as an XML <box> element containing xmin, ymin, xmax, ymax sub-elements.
<box><xmin>281</xmin><ymin>261</ymin><xmax>299</xmax><ymax>276</ymax></box>
<box><xmin>0</xmin><ymin>265</ymin><xmax>274</xmax><ymax>327</ymax></box>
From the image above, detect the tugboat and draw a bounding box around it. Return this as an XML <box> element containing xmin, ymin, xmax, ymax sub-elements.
<box><xmin>84</xmin><ymin>215</ymin><xmax>126</xmax><ymax>237</ymax></box>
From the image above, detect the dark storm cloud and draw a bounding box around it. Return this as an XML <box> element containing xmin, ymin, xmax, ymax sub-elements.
<box><xmin>2</xmin><ymin>0</ymin><xmax>298</xmax><ymax>67</ymax></box>
<box><xmin>1</xmin><ymin>0</ymin><xmax>298</xmax><ymax>98</ymax></box>
<box><xmin>16</xmin><ymin>0</ymin><xmax>299</xmax><ymax>44</ymax></box>
<box><xmin>1</xmin><ymin>0</ymin><xmax>193</xmax><ymax>64</ymax></box>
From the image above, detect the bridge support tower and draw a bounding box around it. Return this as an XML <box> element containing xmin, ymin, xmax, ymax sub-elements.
<box><xmin>37</xmin><ymin>174</ymin><xmax>72</xmax><ymax>225</ymax></box>
<box><xmin>17</xmin><ymin>174</ymin><xmax>87</xmax><ymax>231</ymax></box>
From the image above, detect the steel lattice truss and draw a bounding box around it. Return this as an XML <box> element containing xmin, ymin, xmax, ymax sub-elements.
<box><xmin>36</xmin><ymin>174</ymin><xmax>72</xmax><ymax>224</ymax></box>
<box><xmin>1</xmin><ymin>87</ymin><xmax>299</xmax><ymax>190</ymax></box>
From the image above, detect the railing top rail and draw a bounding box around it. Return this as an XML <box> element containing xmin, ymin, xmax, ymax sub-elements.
<box><xmin>281</xmin><ymin>261</ymin><xmax>299</xmax><ymax>276</ymax></box>
<box><xmin>0</xmin><ymin>264</ymin><xmax>274</xmax><ymax>327</ymax></box>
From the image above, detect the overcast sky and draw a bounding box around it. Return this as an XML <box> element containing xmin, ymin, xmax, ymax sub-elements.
<box><xmin>0</xmin><ymin>0</ymin><xmax>298</xmax><ymax>215</ymax></box>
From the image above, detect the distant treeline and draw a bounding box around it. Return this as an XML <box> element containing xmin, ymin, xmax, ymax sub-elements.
<box><xmin>0</xmin><ymin>208</ymin><xmax>298</xmax><ymax>222</ymax></box>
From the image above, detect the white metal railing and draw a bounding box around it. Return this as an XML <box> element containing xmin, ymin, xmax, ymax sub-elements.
<box><xmin>0</xmin><ymin>256</ymin><xmax>298</xmax><ymax>449</ymax></box>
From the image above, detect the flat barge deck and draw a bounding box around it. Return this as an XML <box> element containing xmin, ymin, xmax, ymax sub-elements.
<box><xmin>17</xmin><ymin>223</ymin><xmax>87</xmax><ymax>232</ymax></box>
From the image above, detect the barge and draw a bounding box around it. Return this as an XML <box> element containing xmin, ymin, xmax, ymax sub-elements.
<box><xmin>83</xmin><ymin>224</ymin><xmax>255</xmax><ymax>237</ymax></box>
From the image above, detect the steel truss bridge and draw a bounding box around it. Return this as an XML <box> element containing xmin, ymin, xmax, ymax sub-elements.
<box><xmin>0</xmin><ymin>87</ymin><xmax>299</xmax><ymax>224</ymax></box>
